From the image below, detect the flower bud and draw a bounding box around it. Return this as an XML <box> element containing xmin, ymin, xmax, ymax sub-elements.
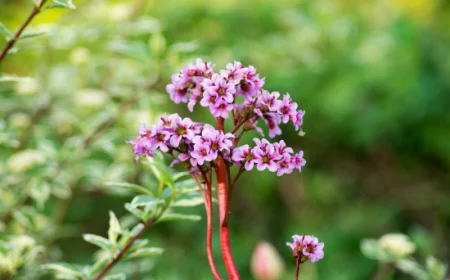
<box><xmin>251</xmin><ymin>241</ymin><xmax>285</xmax><ymax>280</ymax></box>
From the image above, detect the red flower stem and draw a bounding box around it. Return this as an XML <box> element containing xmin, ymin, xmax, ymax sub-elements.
<box><xmin>188</xmin><ymin>172</ymin><xmax>222</xmax><ymax>280</ymax></box>
<box><xmin>295</xmin><ymin>257</ymin><xmax>301</xmax><ymax>280</ymax></box>
<box><xmin>216</xmin><ymin>116</ymin><xmax>240</xmax><ymax>279</ymax></box>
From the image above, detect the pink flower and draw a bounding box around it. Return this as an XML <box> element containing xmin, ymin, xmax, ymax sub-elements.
<box><xmin>232</xmin><ymin>145</ymin><xmax>256</xmax><ymax>170</ymax></box>
<box><xmin>126</xmin><ymin>124</ymin><xmax>155</xmax><ymax>161</ymax></box>
<box><xmin>291</xmin><ymin>151</ymin><xmax>306</xmax><ymax>172</ymax></box>
<box><xmin>203</xmin><ymin>74</ymin><xmax>236</xmax><ymax>103</ymax></box>
<box><xmin>150</xmin><ymin>124</ymin><xmax>171</xmax><ymax>152</ymax></box>
<box><xmin>190</xmin><ymin>143</ymin><xmax>215</xmax><ymax>165</ymax></box>
<box><xmin>236</xmin><ymin>65</ymin><xmax>265</xmax><ymax>99</ymax></box>
<box><xmin>286</xmin><ymin>234</ymin><xmax>324</xmax><ymax>263</ymax></box>
<box><xmin>169</xmin><ymin>117</ymin><xmax>195</xmax><ymax>147</ymax></box>
<box><xmin>263</xmin><ymin>114</ymin><xmax>282</xmax><ymax>138</ymax></box>
<box><xmin>276</xmin><ymin>154</ymin><xmax>294</xmax><ymax>176</ymax></box>
<box><xmin>277</xmin><ymin>93</ymin><xmax>298</xmax><ymax>124</ymax></box>
<box><xmin>293</xmin><ymin>110</ymin><xmax>305</xmax><ymax>131</ymax></box>
<box><xmin>211</xmin><ymin>100</ymin><xmax>234</xmax><ymax>119</ymax></box>
<box><xmin>254</xmin><ymin>143</ymin><xmax>281</xmax><ymax>172</ymax></box>
<box><xmin>166</xmin><ymin>74</ymin><xmax>189</xmax><ymax>104</ymax></box>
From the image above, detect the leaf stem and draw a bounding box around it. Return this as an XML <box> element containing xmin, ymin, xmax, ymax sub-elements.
<box><xmin>93</xmin><ymin>217</ymin><xmax>157</xmax><ymax>280</ymax></box>
<box><xmin>0</xmin><ymin>0</ymin><xmax>48</xmax><ymax>64</ymax></box>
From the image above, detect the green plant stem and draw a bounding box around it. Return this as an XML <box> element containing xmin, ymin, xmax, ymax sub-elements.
<box><xmin>0</xmin><ymin>0</ymin><xmax>48</xmax><ymax>64</ymax></box>
<box><xmin>93</xmin><ymin>217</ymin><xmax>157</xmax><ymax>280</ymax></box>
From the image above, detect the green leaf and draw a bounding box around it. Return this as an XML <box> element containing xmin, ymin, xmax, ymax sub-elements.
<box><xmin>148</xmin><ymin>33</ymin><xmax>166</xmax><ymax>55</ymax></box>
<box><xmin>108</xmin><ymin>211</ymin><xmax>121</xmax><ymax>244</ymax></box>
<box><xmin>360</xmin><ymin>239</ymin><xmax>393</xmax><ymax>262</ymax></box>
<box><xmin>131</xmin><ymin>195</ymin><xmax>165</xmax><ymax>208</ymax></box>
<box><xmin>47</xmin><ymin>0</ymin><xmax>76</xmax><ymax>9</ymax></box>
<box><xmin>129</xmin><ymin>223</ymin><xmax>144</xmax><ymax>236</ymax></box>
<box><xmin>42</xmin><ymin>263</ymin><xmax>84</xmax><ymax>278</ymax></box>
<box><xmin>396</xmin><ymin>258</ymin><xmax>430</xmax><ymax>280</ymax></box>
<box><xmin>172</xmin><ymin>197</ymin><xmax>204</xmax><ymax>207</ymax></box>
<box><xmin>104</xmin><ymin>182</ymin><xmax>154</xmax><ymax>196</ymax></box>
<box><xmin>0</xmin><ymin>73</ymin><xmax>34</xmax><ymax>83</ymax></box>
<box><xmin>103</xmin><ymin>274</ymin><xmax>126</xmax><ymax>280</ymax></box>
<box><xmin>19</xmin><ymin>30</ymin><xmax>47</xmax><ymax>40</ymax></box>
<box><xmin>125</xmin><ymin>203</ymin><xmax>147</xmax><ymax>221</ymax></box>
<box><xmin>158</xmin><ymin>213</ymin><xmax>201</xmax><ymax>223</ymax></box>
<box><xmin>83</xmin><ymin>234</ymin><xmax>114</xmax><ymax>251</ymax></box>
<box><xmin>88</xmin><ymin>257</ymin><xmax>110</xmax><ymax>278</ymax></box>
<box><xmin>29</xmin><ymin>180</ymin><xmax>51</xmax><ymax>209</ymax></box>
<box><xmin>426</xmin><ymin>256</ymin><xmax>447</xmax><ymax>280</ymax></box>
<box><xmin>127</xmin><ymin>247</ymin><xmax>164</xmax><ymax>259</ymax></box>
<box><xmin>0</xmin><ymin>22</ymin><xmax>12</xmax><ymax>41</ymax></box>
<box><xmin>129</xmin><ymin>239</ymin><xmax>149</xmax><ymax>252</ymax></box>
<box><xmin>173</xmin><ymin>172</ymin><xmax>191</xmax><ymax>181</ymax></box>
<box><xmin>145</xmin><ymin>157</ymin><xmax>174</xmax><ymax>187</ymax></box>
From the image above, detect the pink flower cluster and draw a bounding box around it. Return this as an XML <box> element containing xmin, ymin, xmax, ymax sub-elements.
<box><xmin>232</xmin><ymin>139</ymin><xmax>305</xmax><ymax>176</ymax></box>
<box><xmin>286</xmin><ymin>235</ymin><xmax>324</xmax><ymax>263</ymax></box>
<box><xmin>129</xmin><ymin>59</ymin><xmax>307</xmax><ymax>176</ymax></box>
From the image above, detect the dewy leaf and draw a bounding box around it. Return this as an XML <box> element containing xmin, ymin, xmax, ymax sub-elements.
<box><xmin>83</xmin><ymin>234</ymin><xmax>114</xmax><ymax>251</ymax></box>
<box><xmin>426</xmin><ymin>256</ymin><xmax>448</xmax><ymax>280</ymax></box>
<box><xmin>104</xmin><ymin>182</ymin><xmax>154</xmax><ymax>196</ymax></box>
<box><xmin>0</xmin><ymin>22</ymin><xmax>13</xmax><ymax>41</ymax></box>
<box><xmin>42</xmin><ymin>263</ymin><xmax>84</xmax><ymax>277</ymax></box>
<box><xmin>108</xmin><ymin>211</ymin><xmax>121</xmax><ymax>244</ymax></box>
<box><xmin>158</xmin><ymin>213</ymin><xmax>201</xmax><ymax>223</ymax></box>
<box><xmin>127</xmin><ymin>247</ymin><xmax>164</xmax><ymax>259</ymax></box>
<box><xmin>48</xmin><ymin>0</ymin><xmax>76</xmax><ymax>9</ymax></box>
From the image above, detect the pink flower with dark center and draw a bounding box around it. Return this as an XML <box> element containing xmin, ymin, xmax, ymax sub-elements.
<box><xmin>232</xmin><ymin>145</ymin><xmax>256</xmax><ymax>170</ymax></box>
<box><xmin>277</xmin><ymin>93</ymin><xmax>298</xmax><ymax>123</ymax></box>
<box><xmin>170</xmin><ymin>117</ymin><xmax>195</xmax><ymax>147</ymax></box>
<box><xmin>291</xmin><ymin>151</ymin><xmax>306</xmax><ymax>171</ymax></box>
<box><xmin>273</xmin><ymin>140</ymin><xmax>294</xmax><ymax>156</ymax></box>
<box><xmin>236</xmin><ymin>65</ymin><xmax>265</xmax><ymax>99</ymax></box>
<box><xmin>286</xmin><ymin>235</ymin><xmax>324</xmax><ymax>263</ymax></box>
<box><xmin>191</xmin><ymin>143</ymin><xmax>215</xmax><ymax>165</ymax></box>
<box><xmin>263</xmin><ymin>114</ymin><xmax>282</xmax><ymax>138</ymax></box>
<box><xmin>166</xmin><ymin>74</ymin><xmax>189</xmax><ymax>104</ymax></box>
<box><xmin>254</xmin><ymin>143</ymin><xmax>281</xmax><ymax>172</ymax></box>
<box><xmin>126</xmin><ymin>124</ymin><xmax>155</xmax><ymax>161</ymax></box>
<box><xmin>253</xmin><ymin>138</ymin><xmax>271</xmax><ymax>152</ymax></box>
<box><xmin>276</xmin><ymin>154</ymin><xmax>294</xmax><ymax>176</ymax></box>
<box><xmin>293</xmin><ymin>110</ymin><xmax>305</xmax><ymax>131</ymax></box>
<box><xmin>260</xmin><ymin>90</ymin><xmax>281</xmax><ymax>111</ymax></box>
<box><xmin>203</xmin><ymin>74</ymin><xmax>236</xmax><ymax>103</ymax></box>
<box><xmin>211</xmin><ymin>100</ymin><xmax>234</xmax><ymax>119</ymax></box>
<box><xmin>220</xmin><ymin>61</ymin><xmax>246</xmax><ymax>82</ymax></box>
<box><xmin>150</xmin><ymin>124</ymin><xmax>171</xmax><ymax>152</ymax></box>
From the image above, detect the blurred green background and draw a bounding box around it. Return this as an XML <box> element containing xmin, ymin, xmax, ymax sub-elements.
<box><xmin>1</xmin><ymin>0</ymin><xmax>450</xmax><ymax>279</ymax></box>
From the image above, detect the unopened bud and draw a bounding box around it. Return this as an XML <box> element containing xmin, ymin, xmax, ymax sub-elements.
<box><xmin>251</xmin><ymin>241</ymin><xmax>285</xmax><ymax>280</ymax></box>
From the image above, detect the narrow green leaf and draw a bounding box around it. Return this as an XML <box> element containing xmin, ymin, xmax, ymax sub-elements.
<box><xmin>104</xmin><ymin>182</ymin><xmax>154</xmax><ymax>196</ymax></box>
<box><xmin>174</xmin><ymin>179</ymin><xmax>196</xmax><ymax>190</ymax></box>
<box><xmin>129</xmin><ymin>239</ymin><xmax>149</xmax><ymax>252</ymax></box>
<box><xmin>426</xmin><ymin>256</ymin><xmax>447</xmax><ymax>280</ymax></box>
<box><xmin>49</xmin><ymin>0</ymin><xmax>76</xmax><ymax>9</ymax></box>
<box><xmin>88</xmin><ymin>257</ymin><xmax>110</xmax><ymax>278</ymax></box>
<box><xmin>29</xmin><ymin>180</ymin><xmax>51</xmax><ymax>209</ymax></box>
<box><xmin>125</xmin><ymin>202</ymin><xmax>147</xmax><ymax>222</ymax></box>
<box><xmin>145</xmin><ymin>157</ymin><xmax>174</xmax><ymax>187</ymax></box>
<box><xmin>131</xmin><ymin>195</ymin><xmax>165</xmax><ymax>208</ymax></box>
<box><xmin>42</xmin><ymin>263</ymin><xmax>84</xmax><ymax>277</ymax></box>
<box><xmin>0</xmin><ymin>22</ymin><xmax>12</xmax><ymax>41</ymax></box>
<box><xmin>0</xmin><ymin>73</ymin><xmax>34</xmax><ymax>83</ymax></box>
<box><xmin>19</xmin><ymin>30</ymin><xmax>47</xmax><ymax>40</ymax></box>
<box><xmin>103</xmin><ymin>274</ymin><xmax>126</xmax><ymax>280</ymax></box>
<box><xmin>396</xmin><ymin>258</ymin><xmax>429</xmax><ymax>280</ymax></box>
<box><xmin>173</xmin><ymin>172</ymin><xmax>191</xmax><ymax>181</ymax></box>
<box><xmin>127</xmin><ymin>247</ymin><xmax>163</xmax><ymax>259</ymax></box>
<box><xmin>108</xmin><ymin>211</ymin><xmax>121</xmax><ymax>244</ymax></box>
<box><xmin>172</xmin><ymin>197</ymin><xmax>204</xmax><ymax>207</ymax></box>
<box><xmin>83</xmin><ymin>234</ymin><xmax>113</xmax><ymax>251</ymax></box>
<box><xmin>129</xmin><ymin>223</ymin><xmax>144</xmax><ymax>236</ymax></box>
<box><xmin>158</xmin><ymin>213</ymin><xmax>201</xmax><ymax>223</ymax></box>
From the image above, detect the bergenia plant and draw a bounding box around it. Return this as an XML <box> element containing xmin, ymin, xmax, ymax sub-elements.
<box><xmin>128</xmin><ymin>58</ymin><xmax>321</xmax><ymax>279</ymax></box>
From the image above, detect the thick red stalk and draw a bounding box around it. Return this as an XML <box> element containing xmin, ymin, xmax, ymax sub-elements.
<box><xmin>205</xmin><ymin>183</ymin><xmax>223</xmax><ymax>280</ymax></box>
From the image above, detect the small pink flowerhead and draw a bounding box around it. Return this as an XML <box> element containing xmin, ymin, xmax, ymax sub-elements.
<box><xmin>286</xmin><ymin>234</ymin><xmax>324</xmax><ymax>263</ymax></box>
